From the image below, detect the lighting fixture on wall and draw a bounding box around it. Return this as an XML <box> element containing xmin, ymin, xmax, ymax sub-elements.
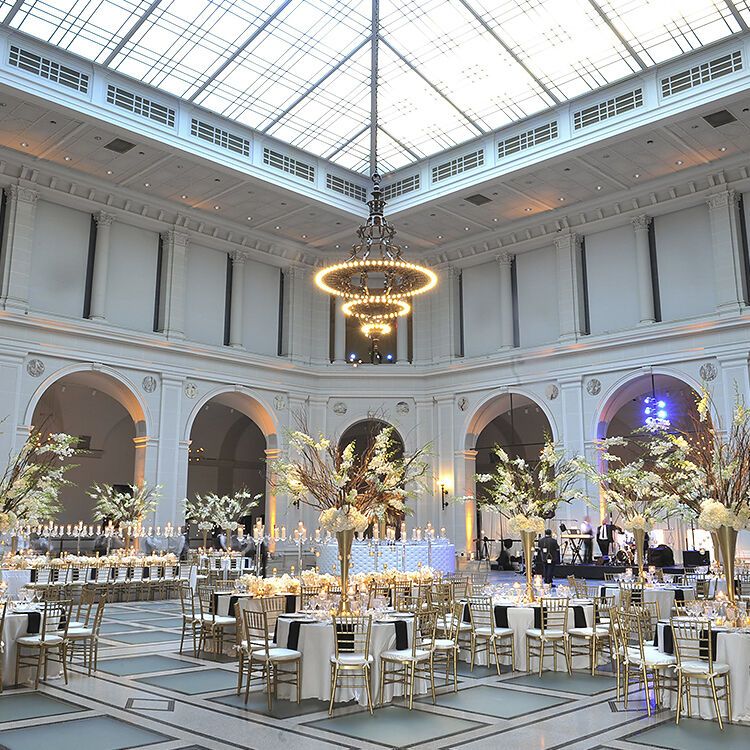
<box><xmin>643</xmin><ymin>372</ymin><xmax>670</xmax><ymax>430</ymax></box>
<box><xmin>314</xmin><ymin>0</ymin><xmax>437</xmax><ymax>354</ymax></box>
<box><xmin>440</xmin><ymin>483</ymin><xmax>449</xmax><ymax>510</ymax></box>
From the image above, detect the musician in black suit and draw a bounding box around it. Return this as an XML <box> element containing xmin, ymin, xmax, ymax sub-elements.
<box><xmin>596</xmin><ymin>515</ymin><xmax>622</xmax><ymax>559</ymax></box>
<box><xmin>537</xmin><ymin>529</ymin><xmax>560</xmax><ymax>585</ymax></box>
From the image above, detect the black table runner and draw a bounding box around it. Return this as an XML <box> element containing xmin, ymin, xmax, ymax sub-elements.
<box><xmin>653</xmin><ymin>623</ymin><xmax>718</xmax><ymax>657</ymax></box>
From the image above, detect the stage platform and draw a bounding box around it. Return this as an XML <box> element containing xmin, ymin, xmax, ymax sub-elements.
<box><xmin>552</xmin><ymin>563</ymin><xmax>686</xmax><ymax>580</ymax></box>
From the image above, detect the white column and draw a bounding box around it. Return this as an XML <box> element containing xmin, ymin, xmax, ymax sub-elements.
<box><xmin>413</xmin><ymin>397</ymin><xmax>434</xmax><ymax>527</ymax></box>
<box><xmin>158</xmin><ymin>229</ymin><xmax>189</xmax><ymax>339</ymax></box>
<box><xmin>264</xmin><ymin>447</ymin><xmax>280</xmax><ymax>548</ymax></box>
<box><xmin>334</xmin><ymin>298</ymin><xmax>347</xmax><ymax>362</ymax></box>
<box><xmin>0</xmin><ymin>185</ymin><xmax>38</xmax><ymax>312</ymax></box>
<box><xmin>432</xmin><ymin>266</ymin><xmax>457</xmax><ymax>362</ymax></box>
<box><xmin>632</xmin><ymin>214</ymin><xmax>655</xmax><ymax>325</ymax></box>
<box><xmin>396</xmin><ymin>314</ymin><xmax>409</xmax><ymax>363</ymax></box>
<box><xmin>497</xmin><ymin>252</ymin><xmax>514</xmax><ymax>349</ymax></box>
<box><xmin>0</xmin><ymin>354</ymin><xmax>23</xmax><ymax>463</ymax></box>
<box><xmin>154</xmin><ymin>375</ymin><xmax>184</xmax><ymax>526</ymax></box>
<box><xmin>88</xmin><ymin>211</ymin><xmax>115</xmax><ymax>321</ymax></box>
<box><xmin>559</xmin><ymin>376</ymin><xmax>588</xmax><ymax>524</ymax></box>
<box><xmin>133</xmin><ymin>435</ymin><xmax>159</xmax><ymax>524</ymax></box>
<box><xmin>229</xmin><ymin>250</ymin><xmax>246</xmax><ymax>348</ymax></box>
<box><xmin>707</xmin><ymin>190</ymin><xmax>745</xmax><ymax>316</ymax></box>
<box><xmin>554</xmin><ymin>232</ymin><xmax>585</xmax><ymax>341</ymax></box>
<box><xmin>457</xmin><ymin>449</ymin><xmax>477</xmax><ymax>558</ymax></box>
<box><xmin>718</xmin><ymin>354</ymin><xmax>750</xmax><ymax>429</ymax></box>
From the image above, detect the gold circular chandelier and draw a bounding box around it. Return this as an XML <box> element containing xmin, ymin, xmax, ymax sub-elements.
<box><xmin>312</xmin><ymin>0</ymin><xmax>437</xmax><ymax>343</ymax></box>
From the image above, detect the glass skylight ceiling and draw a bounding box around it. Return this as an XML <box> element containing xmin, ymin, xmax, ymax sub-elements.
<box><xmin>3</xmin><ymin>0</ymin><xmax>747</xmax><ymax>173</ymax></box>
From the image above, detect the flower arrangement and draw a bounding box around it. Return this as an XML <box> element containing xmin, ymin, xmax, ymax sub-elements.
<box><xmin>207</xmin><ymin>490</ymin><xmax>261</xmax><ymax>531</ymax></box>
<box><xmin>473</xmin><ymin>438</ymin><xmax>586</xmax><ymax>533</ymax></box>
<box><xmin>88</xmin><ymin>483</ymin><xmax>161</xmax><ymax>527</ymax></box>
<box><xmin>0</xmin><ymin>430</ymin><xmax>79</xmax><ymax>529</ymax></box>
<box><xmin>183</xmin><ymin>494</ymin><xmax>217</xmax><ymax>534</ymax></box>
<box><xmin>272</xmin><ymin>423</ymin><xmax>430</xmax><ymax>532</ymax></box>
<box><xmin>237</xmin><ymin>573</ymin><xmax>300</xmax><ymax>597</ymax></box>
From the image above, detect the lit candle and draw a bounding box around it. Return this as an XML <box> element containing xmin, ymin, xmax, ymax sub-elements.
<box><xmin>281</xmin><ymin>526</ymin><xmax>286</xmax><ymax>541</ymax></box>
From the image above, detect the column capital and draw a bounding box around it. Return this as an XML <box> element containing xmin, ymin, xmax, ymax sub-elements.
<box><xmin>230</xmin><ymin>249</ymin><xmax>248</xmax><ymax>264</ymax></box>
<box><xmin>496</xmin><ymin>251</ymin><xmax>514</xmax><ymax>266</ymax></box>
<box><xmin>631</xmin><ymin>214</ymin><xmax>652</xmax><ymax>231</ymax></box>
<box><xmin>7</xmin><ymin>184</ymin><xmax>38</xmax><ymax>205</ymax></box>
<box><xmin>706</xmin><ymin>190</ymin><xmax>739</xmax><ymax>211</ymax></box>
<box><xmin>458</xmin><ymin>449</ymin><xmax>478</xmax><ymax>461</ymax></box>
<box><xmin>161</xmin><ymin>228</ymin><xmax>189</xmax><ymax>248</ymax></box>
<box><xmin>553</xmin><ymin>231</ymin><xmax>582</xmax><ymax>251</ymax></box>
<box><xmin>264</xmin><ymin>448</ymin><xmax>282</xmax><ymax>460</ymax></box>
<box><xmin>94</xmin><ymin>211</ymin><xmax>115</xmax><ymax>228</ymax></box>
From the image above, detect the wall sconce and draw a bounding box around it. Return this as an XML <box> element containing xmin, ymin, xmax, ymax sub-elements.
<box><xmin>440</xmin><ymin>483</ymin><xmax>449</xmax><ymax>510</ymax></box>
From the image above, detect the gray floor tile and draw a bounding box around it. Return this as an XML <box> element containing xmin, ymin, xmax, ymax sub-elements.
<box><xmin>97</xmin><ymin>655</ymin><xmax>197</xmax><ymax>676</ymax></box>
<box><xmin>0</xmin><ymin>692</ymin><xmax>85</xmax><ymax>723</ymax></box>
<box><xmin>136</xmin><ymin>668</ymin><xmax>237</xmax><ymax>694</ymax></box>
<box><xmin>628</xmin><ymin>717</ymin><xmax>750</xmax><ymax>750</ymax></box>
<box><xmin>418</xmin><ymin>684</ymin><xmax>570</xmax><ymax>718</ymax></box>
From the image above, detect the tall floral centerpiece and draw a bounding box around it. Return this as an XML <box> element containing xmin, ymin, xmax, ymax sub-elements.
<box><xmin>474</xmin><ymin>439</ymin><xmax>585</xmax><ymax>600</ymax></box>
<box><xmin>88</xmin><ymin>483</ymin><xmax>160</xmax><ymax>551</ymax></box>
<box><xmin>645</xmin><ymin>387</ymin><xmax>750</xmax><ymax>601</ymax></box>
<box><xmin>0</xmin><ymin>430</ymin><xmax>79</xmax><ymax>552</ymax></box>
<box><xmin>183</xmin><ymin>494</ymin><xmax>217</xmax><ymax>550</ymax></box>
<box><xmin>273</xmin><ymin>426</ymin><xmax>429</xmax><ymax>614</ymax></box>
<box><xmin>574</xmin><ymin>437</ymin><xmax>684</xmax><ymax>580</ymax></box>
<box><xmin>207</xmin><ymin>490</ymin><xmax>261</xmax><ymax>550</ymax></box>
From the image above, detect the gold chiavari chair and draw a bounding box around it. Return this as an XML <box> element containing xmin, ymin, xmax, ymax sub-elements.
<box><xmin>15</xmin><ymin>598</ymin><xmax>71</xmax><ymax>689</ymax></box>
<box><xmin>468</xmin><ymin>595</ymin><xmax>514</xmax><ymax>674</ymax></box>
<box><xmin>448</xmin><ymin>575</ymin><xmax>469</xmax><ymax>600</ymax></box>
<box><xmin>525</xmin><ymin>597</ymin><xmax>571</xmax><ymax>676</ymax></box>
<box><xmin>379</xmin><ymin>608</ymin><xmax>437</xmax><ymax>710</ymax></box>
<box><xmin>259</xmin><ymin>595</ymin><xmax>288</xmax><ymax>640</ymax></box>
<box><xmin>196</xmin><ymin>585</ymin><xmax>235</xmax><ymax>655</ymax></box>
<box><xmin>635</xmin><ymin>601</ymin><xmax>660</xmax><ymax>645</ymax></box>
<box><xmin>671</xmin><ymin>617</ymin><xmax>732</xmax><ymax>730</ymax></box>
<box><xmin>300</xmin><ymin>585</ymin><xmax>324</xmax><ymax>610</ymax></box>
<box><xmin>603</xmin><ymin>572</ymin><xmax>619</xmax><ymax>582</ymax></box>
<box><xmin>620</xmin><ymin>609</ymin><xmax>675</xmax><ymax>716</ymax></box>
<box><xmin>619</xmin><ymin>582</ymin><xmax>644</xmax><ymax>608</ymax></box>
<box><xmin>238</xmin><ymin>608</ymin><xmax>301</xmax><ymax>709</ymax></box>
<box><xmin>432</xmin><ymin>601</ymin><xmax>464</xmax><ymax>692</ymax></box>
<box><xmin>568</xmin><ymin>594</ymin><xmax>614</xmax><ymax>675</ymax></box>
<box><xmin>66</xmin><ymin>594</ymin><xmax>106</xmax><ymax>675</ymax></box>
<box><xmin>568</xmin><ymin>577</ymin><xmax>589</xmax><ymax>599</ymax></box>
<box><xmin>178</xmin><ymin>581</ymin><xmax>199</xmax><ymax>657</ymax></box>
<box><xmin>366</xmin><ymin>582</ymin><xmax>391</xmax><ymax>609</ymax></box>
<box><xmin>468</xmin><ymin>571</ymin><xmax>489</xmax><ymax>595</ymax></box>
<box><xmin>329</xmin><ymin>614</ymin><xmax>374</xmax><ymax>715</ymax></box>
<box><xmin>0</xmin><ymin>600</ymin><xmax>7</xmax><ymax>692</ymax></box>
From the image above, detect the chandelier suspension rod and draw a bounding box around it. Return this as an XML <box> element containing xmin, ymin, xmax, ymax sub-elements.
<box><xmin>369</xmin><ymin>0</ymin><xmax>379</xmax><ymax>178</ymax></box>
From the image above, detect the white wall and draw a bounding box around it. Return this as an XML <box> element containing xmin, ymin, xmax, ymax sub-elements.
<box><xmin>185</xmin><ymin>244</ymin><xmax>226</xmax><ymax>346</ymax></box>
<box><xmin>585</xmin><ymin>224</ymin><xmax>640</xmax><ymax>335</ymax></box>
<box><xmin>243</xmin><ymin>258</ymin><xmax>280</xmax><ymax>355</ymax></box>
<box><xmin>29</xmin><ymin>200</ymin><xmax>89</xmax><ymax>319</ymax></box>
<box><xmin>462</xmin><ymin>261</ymin><xmax>501</xmax><ymax>356</ymax></box>
<box><xmin>654</xmin><ymin>205</ymin><xmax>715</xmax><ymax>321</ymax></box>
<box><xmin>516</xmin><ymin>244</ymin><xmax>558</xmax><ymax>347</ymax></box>
<box><xmin>106</xmin><ymin>222</ymin><xmax>159</xmax><ymax>332</ymax></box>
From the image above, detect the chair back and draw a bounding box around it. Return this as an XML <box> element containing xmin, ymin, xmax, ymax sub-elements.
<box><xmin>130</xmin><ymin>566</ymin><xmax>145</xmax><ymax>582</ymax></box>
<box><xmin>469</xmin><ymin>572</ymin><xmax>488</xmax><ymax>595</ymax></box>
<box><xmin>36</xmin><ymin>567</ymin><xmax>52</xmax><ymax>585</ymax></box>
<box><xmin>448</xmin><ymin>575</ymin><xmax>469</xmax><ymax>600</ymax></box>
<box><xmin>74</xmin><ymin>587</ymin><xmax>97</xmax><ymax>626</ymax></box>
<box><xmin>260</xmin><ymin>595</ymin><xmax>287</xmax><ymax>633</ymax></box>
<box><xmin>94</xmin><ymin>566</ymin><xmax>111</xmax><ymax>583</ymax></box>
<box><xmin>178</xmin><ymin>563</ymin><xmax>193</xmax><ymax>581</ymax></box>
<box><xmin>41</xmin><ymin>598</ymin><xmax>72</xmax><ymax>640</ymax></box>
<box><xmin>619</xmin><ymin>582</ymin><xmax>644</xmax><ymax>607</ymax></box>
<box><xmin>301</xmin><ymin>585</ymin><xmax>323</xmax><ymax>609</ymax></box>
<box><xmin>196</xmin><ymin>585</ymin><xmax>216</xmax><ymax>623</ymax></box>
<box><xmin>241</xmin><ymin>608</ymin><xmax>271</xmax><ymax>654</ymax></box>
<box><xmin>426</xmin><ymin>583</ymin><xmax>452</xmax><ymax>617</ymax></box>
<box><xmin>411</xmin><ymin>609</ymin><xmax>437</xmax><ymax>656</ymax></box>
<box><xmin>366</xmin><ymin>583</ymin><xmax>391</xmax><ymax>609</ymax></box>
<box><xmin>89</xmin><ymin>595</ymin><xmax>106</xmax><ymax>637</ymax></box>
<box><xmin>593</xmin><ymin>593</ymin><xmax>615</xmax><ymax>624</ymax></box>
<box><xmin>670</xmin><ymin>617</ymin><xmax>716</xmax><ymax>672</ymax></box>
<box><xmin>635</xmin><ymin>600</ymin><xmax>660</xmax><ymax>635</ymax></box>
<box><xmin>467</xmin><ymin>595</ymin><xmax>494</xmax><ymax>635</ymax></box>
<box><xmin>332</xmin><ymin>614</ymin><xmax>372</xmax><ymax>661</ymax></box>
<box><xmin>178</xmin><ymin>581</ymin><xmax>195</xmax><ymax>619</ymax></box>
<box><xmin>539</xmin><ymin>596</ymin><xmax>569</xmax><ymax>633</ymax></box>
<box><xmin>618</xmin><ymin>608</ymin><xmax>648</xmax><ymax>661</ymax></box>
<box><xmin>114</xmin><ymin>566</ymin><xmax>128</xmax><ymax>583</ymax></box>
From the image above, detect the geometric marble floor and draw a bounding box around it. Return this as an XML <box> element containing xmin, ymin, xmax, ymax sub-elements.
<box><xmin>0</xmin><ymin>584</ymin><xmax>746</xmax><ymax>749</ymax></box>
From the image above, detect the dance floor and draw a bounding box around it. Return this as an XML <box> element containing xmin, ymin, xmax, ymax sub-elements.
<box><xmin>0</xmin><ymin>572</ymin><xmax>746</xmax><ymax>750</ymax></box>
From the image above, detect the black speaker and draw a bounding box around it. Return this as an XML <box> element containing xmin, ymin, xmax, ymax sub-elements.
<box><xmin>683</xmin><ymin>549</ymin><xmax>710</xmax><ymax>567</ymax></box>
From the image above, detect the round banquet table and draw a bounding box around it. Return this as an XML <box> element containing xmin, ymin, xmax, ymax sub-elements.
<box><xmin>315</xmin><ymin>540</ymin><xmax>456</xmax><ymax>575</ymax></box>
<box><xmin>0</xmin><ymin>570</ymin><xmax>32</xmax><ymax>599</ymax></box>
<box><xmin>273</xmin><ymin>614</ymin><xmax>427</xmax><ymax>706</ymax></box>
<box><xmin>1</xmin><ymin>609</ymin><xmax>45</xmax><ymax>686</ymax></box>
<box><xmin>214</xmin><ymin>591</ymin><xmax>299</xmax><ymax>618</ymax></box>
<box><xmin>654</xmin><ymin>621</ymin><xmax>750</xmax><ymax>722</ymax></box>
<box><xmin>599</xmin><ymin>585</ymin><xmax>694</xmax><ymax>616</ymax></box>
<box><xmin>464</xmin><ymin>599</ymin><xmax>596</xmax><ymax>672</ymax></box>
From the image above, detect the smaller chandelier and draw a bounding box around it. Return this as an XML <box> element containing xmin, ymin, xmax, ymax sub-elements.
<box><xmin>315</xmin><ymin>175</ymin><xmax>437</xmax><ymax>338</ymax></box>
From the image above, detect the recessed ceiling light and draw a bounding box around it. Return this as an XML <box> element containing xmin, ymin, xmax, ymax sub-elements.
<box><xmin>19</xmin><ymin>141</ymin><xmax>28</xmax><ymax>147</ymax></box>
<box><xmin>213</xmin><ymin>205</ymin><xmax>220</xmax><ymax>210</ymax></box>
<box><xmin>524</xmin><ymin>208</ymin><xmax>532</xmax><ymax>212</ymax></box>
<box><xmin>464</xmin><ymin>226</ymin><xmax>470</xmax><ymax>231</ymax></box>
<box><xmin>106</xmin><ymin>170</ymin><xmax>113</xmax><ymax>175</ymax></box>
<box><xmin>559</xmin><ymin>197</ymin><xmax>565</xmax><ymax>201</ymax></box>
<box><xmin>63</xmin><ymin>156</ymin><xmax>71</xmax><ymax>161</ymax></box>
<box><xmin>633</xmin><ymin>173</ymin><xmax>640</xmax><ymax>178</ymax></box>
<box><xmin>675</xmin><ymin>160</ymin><xmax>683</xmax><ymax>165</ymax></box>
<box><xmin>596</xmin><ymin>185</ymin><xmax>602</xmax><ymax>190</ymax></box>
<box><xmin>301</xmin><ymin>234</ymin><xmax>307</xmax><ymax>238</ymax></box>
<box><xmin>492</xmin><ymin>218</ymin><xmax>498</xmax><ymax>222</ymax></box>
<box><xmin>719</xmin><ymin>146</ymin><xmax>727</xmax><ymax>152</ymax></box>
<box><xmin>246</xmin><ymin>216</ymin><xmax>252</xmax><ymax>221</ymax></box>
<box><xmin>275</xmin><ymin>226</ymin><xmax>280</xmax><ymax>230</ymax></box>
<box><xmin>335</xmin><ymin>244</ymin><xmax>340</xmax><ymax>248</ymax></box>
<box><xmin>181</xmin><ymin>194</ymin><xmax>188</xmax><ymax>199</ymax></box>
<box><xmin>437</xmin><ymin>235</ymin><xmax>443</xmax><ymax>239</ymax></box>
<box><xmin>404</xmin><ymin>244</ymin><xmax>409</xmax><ymax>249</ymax></box>
<box><xmin>144</xmin><ymin>182</ymin><xmax>150</xmax><ymax>187</ymax></box>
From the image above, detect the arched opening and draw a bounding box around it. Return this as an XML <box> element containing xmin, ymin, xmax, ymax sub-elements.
<box><xmin>473</xmin><ymin>393</ymin><xmax>552</xmax><ymax>555</ymax></box>
<box><xmin>338</xmin><ymin>419</ymin><xmax>405</xmax><ymax>535</ymax></box>
<box><xmin>30</xmin><ymin>370</ymin><xmax>146</xmax><ymax>524</ymax></box>
<box><xmin>186</xmin><ymin>395</ymin><xmax>268</xmax><ymax>538</ymax></box>
<box><xmin>596</xmin><ymin>372</ymin><xmax>705</xmax><ymax>557</ymax></box>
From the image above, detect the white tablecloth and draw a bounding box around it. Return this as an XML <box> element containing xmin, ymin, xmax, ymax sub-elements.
<box><xmin>655</xmin><ymin>622</ymin><xmax>750</xmax><ymax>722</ymax></box>
<box><xmin>316</xmin><ymin>541</ymin><xmax>456</xmax><ymax>575</ymax></box>
<box><xmin>1</xmin><ymin>570</ymin><xmax>32</xmax><ymax>599</ymax></box>
<box><xmin>274</xmin><ymin>614</ymin><xmax>426</xmax><ymax>706</ymax></box>
<box><xmin>465</xmin><ymin>599</ymin><xmax>595</xmax><ymax>672</ymax></box>
<box><xmin>600</xmin><ymin>585</ymin><xmax>694</xmax><ymax>616</ymax></box>
<box><xmin>2</xmin><ymin>611</ymin><xmax>37</xmax><ymax>686</ymax></box>
<box><xmin>215</xmin><ymin>592</ymin><xmax>299</xmax><ymax>617</ymax></box>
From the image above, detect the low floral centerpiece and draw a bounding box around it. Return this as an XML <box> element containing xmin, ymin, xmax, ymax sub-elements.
<box><xmin>471</xmin><ymin>438</ymin><xmax>585</xmax><ymax>599</ymax></box>
<box><xmin>273</xmin><ymin>425</ymin><xmax>429</xmax><ymax>613</ymax></box>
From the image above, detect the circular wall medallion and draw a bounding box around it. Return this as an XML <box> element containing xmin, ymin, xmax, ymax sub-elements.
<box><xmin>545</xmin><ymin>384</ymin><xmax>559</xmax><ymax>401</ymax></box>
<box><xmin>26</xmin><ymin>359</ymin><xmax>45</xmax><ymax>377</ymax></box>
<box><xmin>184</xmin><ymin>382</ymin><xmax>198</xmax><ymax>399</ymax></box>
<box><xmin>142</xmin><ymin>376</ymin><xmax>157</xmax><ymax>393</ymax></box>
<box><xmin>586</xmin><ymin>378</ymin><xmax>602</xmax><ymax>396</ymax></box>
<box><xmin>332</xmin><ymin>401</ymin><xmax>347</xmax><ymax>415</ymax></box>
<box><xmin>396</xmin><ymin>401</ymin><xmax>410</xmax><ymax>414</ymax></box>
<box><xmin>274</xmin><ymin>394</ymin><xmax>286</xmax><ymax>410</ymax></box>
<box><xmin>699</xmin><ymin>363</ymin><xmax>718</xmax><ymax>382</ymax></box>
<box><xmin>457</xmin><ymin>397</ymin><xmax>469</xmax><ymax>412</ymax></box>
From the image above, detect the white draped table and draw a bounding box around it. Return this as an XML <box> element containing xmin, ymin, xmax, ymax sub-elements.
<box><xmin>273</xmin><ymin>614</ymin><xmax>426</xmax><ymax>706</ymax></box>
<box><xmin>465</xmin><ymin>599</ymin><xmax>596</xmax><ymax>672</ymax></box>
<box><xmin>316</xmin><ymin>540</ymin><xmax>456</xmax><ymax>575</ymax></box>
<box><xmin>0</xmin><ymin>570</ymin><xmax>32</xmax><ymax>599</ymax></box>
<box><xmin>655</xmin><ymin>621</ymin><xmax>750</xmax><ymax>723</ymax></box>
<box><xmin>599</xmin><ymin>585</ymin><xmax>695</xmax><ymax>616</ymax></box>
<box><xmin>2</xmin><ymin>610</ymin><xmax>41</xmax><ymax>686</ymax></box>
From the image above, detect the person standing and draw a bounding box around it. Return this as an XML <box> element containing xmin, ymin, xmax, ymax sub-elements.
<box><xmin>580</xmin><ymin>516</ymin><xmax>594</xmax><ymax>564</ymax></box>
<box><xmin>537</xmin><ymin>529</ymin><xmax>560</xmax><ymax>585</ymax></box>
<box><xmin>596</xmin><ymin>515</ymin><xmax>622</xmax><ymax>560</ymax></box>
